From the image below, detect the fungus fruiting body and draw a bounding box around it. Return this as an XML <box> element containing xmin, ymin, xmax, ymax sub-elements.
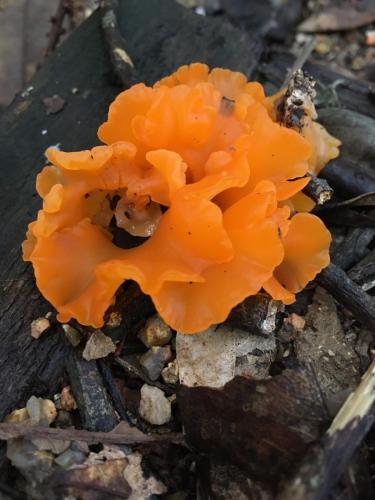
<box><xmin>23</xmin><ymin>63</ymin><xmax>338</xmax><ymax>334</ymax></box>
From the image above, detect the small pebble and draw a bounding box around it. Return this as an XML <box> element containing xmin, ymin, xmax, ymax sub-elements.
<box><xmin>161</xmin><ymin>359</ymin><xmax>179</xmax><ymax>385</ymax></box>
<box><xmin>106</xmin><ymin>311</ymin><xmax>122</xmax><ymax>328</ymax></box>
<box><xmin>138</xmin><ymin>315</ymin><xmax>172</xmax><ymax>347</ymax></box>
<box><xmin>62</xmin><ymin>324</ymin><xmax>81</xmax><ymax>347</ymax></box>
<box><xmin>82</xmin><ymin>330</ymin><xmax>116</xmax><ymax>360</ymax></box>
<box><xmin>31</xmin><ymin>317</ymin><xmax>50</xmax><ymax>339</ymax></box>
<box><xmin>139</xmin><ymin>384</ymin><xmax>171</xmax><ymax>425</ymax></box>
<box><xmin>328</xmin><ymin>349</ymin><xmax>335</xmax><ymax>357</ymax></box>
<box><xmin>4</xmin><ymin>408</ymin><xmax>29</xmax><ymax>424</ymax></box>
<box><xmin>140</xmin><ymin>346</ymin><xmax>172</xmax><ymax>381</ymax></box>
<box><xmin>55</xmin><ymin>410</ymin><xmax>73</xmax><ymax>428</ymax></box>
<box><xmin>60</xmin><ymin>386</ymin><xmax>77</xmax><ymax>411</ymax></box>
<box><xmin>54</xmin><ymin>448</ymin><xmax>87</xmax><ymax>468</ymax></box>
<box><xmin>26</xmin><ymin>396</ymin><xmax>57</xmax><ymax>425</ymax></box>
<box><xmin>285</xmin><ymin>313</ymin><xmax>305</xmax><ymax>331</ymax></box>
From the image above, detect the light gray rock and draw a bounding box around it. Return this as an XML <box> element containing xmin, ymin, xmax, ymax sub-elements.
<box><xmin>82</xmin><ymin>330</ymin><xmax>116</xmax><ymax>360</ymax></box>
<box><xmin>139</xmin><ymin>346</ymin><xmax>172</xmax><ymax>381</ymax></box>
<box><xmin>176</xmin><ymin>325</ymin><xmax>276</xmax><ymax>388</ymax></box>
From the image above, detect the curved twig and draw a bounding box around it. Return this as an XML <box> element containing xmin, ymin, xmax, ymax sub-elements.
<box><xmin>100</xmin><ymin>0</ymin><xmax>139</xmax><ymax>87</ymax></box>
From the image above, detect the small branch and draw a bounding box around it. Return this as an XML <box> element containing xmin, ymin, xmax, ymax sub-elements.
<box><xmin>316</xmin><ymin>263</ymin><xmax>375</xmax><ymax>331</ymax></box>
<box><xmin>278</xmin><ymin>359</ymin><xmax>375</xmax><ymax>500</ymax></box>
<box><xmin>303</xmin><ymin>174</ymin><xmax>333</xmax><ymax>205</ymax></box>
<box><xmin>45</xmin><ymin>0</ymin><xmax>70</xmax><ymax>56</ymax></box>
<box><xmin>100</xmin><ymin>0</ymin><xmax>138</xmax><ymax>87</ymax></box>
<box><xmin>0</xmin><ymin>422</ymin><xmax>184</xmax><ymax>446</ymax></box>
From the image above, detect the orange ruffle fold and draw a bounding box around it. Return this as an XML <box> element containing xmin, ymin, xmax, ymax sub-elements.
<box><xmin>23</xmin><ymin>63</ymin><xmax>336</xmax><ymax>333</ymax></box>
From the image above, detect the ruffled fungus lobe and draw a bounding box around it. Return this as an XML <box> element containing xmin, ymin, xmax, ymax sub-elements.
<box><xmin>23</xmin><ymin>63</ymin><xmax>338</xmax><ymax>333</ymax></box>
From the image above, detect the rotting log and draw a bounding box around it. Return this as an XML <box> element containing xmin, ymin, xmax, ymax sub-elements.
<box><xmin>0</xmin><ymin>0</ymin><xmax>262</xmax><ymax>420</ymax></box>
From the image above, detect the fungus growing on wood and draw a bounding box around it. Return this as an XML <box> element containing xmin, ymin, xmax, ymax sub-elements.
<box><xmin>23</xmin><ymin>63</ymin><xmax>337</xmax><ymax>333</ymax></box>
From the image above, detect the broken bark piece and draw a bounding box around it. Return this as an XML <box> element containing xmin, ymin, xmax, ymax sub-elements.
<box><xmin>278</xmin><ymin>359</ymin><xmax>375</xmax><ymax>500</ymax></box>
<box><xmin>276</xmin><ymin>68</ymin><xmax>317</xmax><ymax>130</ymax></box>
<box><xmin>66</xmin><ymin>349</ymin><xmax>118</xmax><ymax>431</ymax></box>
<box><xmin>226</xmin><ymin>293</ymin><xmax>284</xmax><ymax>337</ymax></box>
<box><xmin>178</xmin><ymin>365</ymin><xmax>328</xmax><ymax>480</ymax></box>
<box><xmin>316</xmin><ymin>263</ymin><xmax>375</xmax><ymax>332</ymax></box>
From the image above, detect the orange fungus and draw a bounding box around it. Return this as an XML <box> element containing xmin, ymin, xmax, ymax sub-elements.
<box><xmin>23</xmin><ymin>63</ymin><xmax>337</xmax><ymax>334</ymax></box>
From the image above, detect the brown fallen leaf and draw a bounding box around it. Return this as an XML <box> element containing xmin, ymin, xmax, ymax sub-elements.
<box><xmin>298</xmin><ymin>2</ymin><xmax>375</xmax><ymax>32</ymax></box>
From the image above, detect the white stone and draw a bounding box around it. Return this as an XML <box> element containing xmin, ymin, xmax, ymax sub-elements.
<box><xmin>161</xmin><ymin>360</ymin><xmax>179</xmax><ymax>385</ymax></box>
<box><xmin>176</xmin><ymin>325</ymin><xmax>276</xmax><ymax>388</ymax></box>
<box><xmin>31</xmin><ymin>317</ymin><xmax>50</xmax><ymax>339</ymax></box>
<box><xmin>139</xmin><ymin>384</ymin><xmax>171</xmax><ymax>425</ymax></box>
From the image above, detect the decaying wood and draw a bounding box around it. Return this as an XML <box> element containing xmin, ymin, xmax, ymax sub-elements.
<box><xmin>278</xmin><ymin>359</ymin><xmax>375</xmax><ymax>500</ymax></box>
<box><xmin>316</xmin><ymin>263</ymin><xmax>375</xmax><ymax>332</ymax></box>
<box><xmin>66</xmin><ymin>349</ymin><xmax>118</xmax><ymax>431</ymax></box>
<box><xmin>0</xmin><ymin>421</ymin><xmax>184</xmax><ymax>446</ymax></box>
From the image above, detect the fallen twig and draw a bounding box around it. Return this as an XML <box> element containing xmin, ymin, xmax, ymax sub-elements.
<box><xmin>0</xmin><ymin>422</ymin><xmax>184</xmax><ymax>446</ymax></box>
<box><xmin>100</xmin><ymin>0</ymin><xmax>139</xmax><ymax>87</ymax></box>
<box><xmin>316</xmin><ymin>263</ymin><xmax>375</xmax><ymax>331</ymax></box>
<box><xmin>45</xmin><ymin>0</ymin><xmax>70</xmax><ymax>56</ymax></box>
<box><xmin>303</xmin><ymin>174</ymin><xmax>333</xmax><ymax>205</ymax></box>
<box><xmin>278</xmin><ymin>358</ymin><xmax>375</xmax><ymax>500</ymax></box>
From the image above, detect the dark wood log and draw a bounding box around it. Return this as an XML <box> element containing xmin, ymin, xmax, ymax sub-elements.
<box><xmin>0</xmin><ymin>0</ymin><xmax>262</xmax><ymax>419</ymax></box>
